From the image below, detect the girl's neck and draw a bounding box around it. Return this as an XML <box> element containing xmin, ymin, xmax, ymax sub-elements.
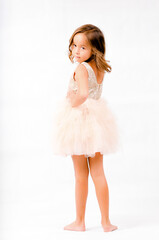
<box><xmin>85</xmin><ymin>54</ymin><xmax>95</xmax><ymax>63</ymax></box>
<box><xmin>86</xmin><ymin>59</ymin><xmax>96</xmax><ymax>68</ymax></box>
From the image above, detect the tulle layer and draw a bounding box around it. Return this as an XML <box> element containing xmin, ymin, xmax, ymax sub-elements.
<box><xmin>52</xmin><ymin>97</ymin><xmax>120</xmax><ymax>158</ymax></box>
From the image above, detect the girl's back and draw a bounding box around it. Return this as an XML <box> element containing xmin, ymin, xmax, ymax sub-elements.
<box><xmin>88</xmin><ymin>63</ymin><xmax>105</xmax><ymax>84</ymax></box>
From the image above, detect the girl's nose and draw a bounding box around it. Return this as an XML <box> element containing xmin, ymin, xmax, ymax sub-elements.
<box><xmin>76</xmin><ymin>48</ymin><xmax>80</xmax><ymax>55</ymax></box>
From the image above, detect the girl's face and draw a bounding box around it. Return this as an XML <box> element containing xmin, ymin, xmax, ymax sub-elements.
<box><xmin>71</xmin><ymin>33</ymin><xmax>92</xmax><ymax>63</ymax></box>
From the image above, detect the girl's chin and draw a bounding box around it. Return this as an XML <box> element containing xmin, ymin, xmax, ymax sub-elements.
<box><xmin>74</xmin><ymin>59</ymin><xmax>82</xmax><ymax>63</ymax></box>
<box><xmin>75</xmin><ymin>57</ymin><xmax>81</xmax><ymax>61</ymax></box>
<box><xmin>73</xmin><ymin>57</ymin><xmax>86</xmax><ymax>63</ymax></box>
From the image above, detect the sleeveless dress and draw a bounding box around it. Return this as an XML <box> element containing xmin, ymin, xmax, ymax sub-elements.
<box><xmin>52</xmin><ymin>61</ymin><xmax>120</xmax><ymax>158</ymax></box>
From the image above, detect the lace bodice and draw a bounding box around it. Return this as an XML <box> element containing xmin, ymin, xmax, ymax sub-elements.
<box><xmin>67</xmin><ymin>62</ymin><xmax>103</xmax><ymax>100</ymax></box>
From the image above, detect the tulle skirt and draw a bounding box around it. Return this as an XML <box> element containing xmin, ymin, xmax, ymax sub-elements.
<box><xmin>52</xmin><ymin>96</ymin><xmax>120</xmax><ymax>158</ymax></box>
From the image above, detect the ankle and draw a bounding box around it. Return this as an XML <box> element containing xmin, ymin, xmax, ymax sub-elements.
<box><xmin>75</xmin><ymin>218</ymin><xmax>85</xmax><ymax>225</ymax></box>
<box><xmin>101</xmin><ymin>218</ymin><xmax>111</xmax><ymax>225</ymax></box>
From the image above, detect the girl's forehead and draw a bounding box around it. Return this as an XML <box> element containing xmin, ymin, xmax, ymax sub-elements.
<box><xmin>73</xmin><ymin>33</ymin><xmax>89</xmax><ymax>45</ymax></box>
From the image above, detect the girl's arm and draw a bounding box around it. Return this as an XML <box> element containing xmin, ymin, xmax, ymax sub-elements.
<box><xmin>67</xmin><ymin>90</ymin><xmax>88</xmax><ymax>108</ymax></box>
<box><xmin>67</xmin><ymin>64</ymin><xmax>89</xmax><ymax>108</ymax></box>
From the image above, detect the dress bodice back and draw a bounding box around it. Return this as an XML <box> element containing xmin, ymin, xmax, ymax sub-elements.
<box><xmin>68</xmin><ymin>61</ymin><xmax>103</xmax><ymax>100</ymax></box>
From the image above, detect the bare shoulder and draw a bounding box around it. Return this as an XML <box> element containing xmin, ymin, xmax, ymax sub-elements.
<box><xmin>73</xmin><ymin>63</ymin><xmax>88</xmax><ymax>81</ymax></box>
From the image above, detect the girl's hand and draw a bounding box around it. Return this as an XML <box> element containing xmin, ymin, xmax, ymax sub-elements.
<box><xmin>66</xmin><ymin>90</ymin><xmax>76</xmax><ymax>104</ymax></box>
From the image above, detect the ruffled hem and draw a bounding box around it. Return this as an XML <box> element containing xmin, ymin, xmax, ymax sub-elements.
<box><xmin>51</xmin><ymin>96</ymin><xmax>120</xmax><ymax>158</ymax></box>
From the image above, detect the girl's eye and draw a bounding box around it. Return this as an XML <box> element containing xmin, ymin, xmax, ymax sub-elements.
<box><xmin>72</xmin><ymin>44</ymin><xmax>85</xmax><ymax>49</ymax></box>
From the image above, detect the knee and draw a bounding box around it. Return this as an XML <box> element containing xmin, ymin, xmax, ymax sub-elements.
<box><xmin>90</xmin><ymin>170</ymin><xmax>106</xmax><ymax>185</ymax></box>
<box><xmin>90</xmin><ymin>168</ymin><xmax>103</xmax><ymax>181</ymax></box>
<box><xmin>75</xmin><ymin>175</ymin><xmax>89</xmax><ymax>186</ymax></box>
<box><xmin>75</xmin><ymin>170</ymin><xmax>89</xmax><ymax>183</ymax></box>
<box><xmin>89</xmin><ymin>159</ymin><xmax>105</xmax><ymax>182</ymax></box>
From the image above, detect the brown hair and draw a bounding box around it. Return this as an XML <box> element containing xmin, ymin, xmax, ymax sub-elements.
<box><xmin>68</xmin><ymin>24</ymin><xmax>112</xmax><ymax>73</ymax></box>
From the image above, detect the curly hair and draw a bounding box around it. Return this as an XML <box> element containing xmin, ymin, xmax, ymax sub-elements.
<box><xmin>68</xmin><ymin>24</ymin><xmax>112</xmax><ymax>73</ymax></box>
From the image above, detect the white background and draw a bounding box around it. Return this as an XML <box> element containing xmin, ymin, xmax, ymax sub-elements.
<box><xmin>0</xmin><ymin>0</ymin><xmax>159</xmax><ymax>239</ymax></box>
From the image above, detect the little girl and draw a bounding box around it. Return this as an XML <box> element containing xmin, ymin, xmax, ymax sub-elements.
<box><xmin>52</xmin><ymin>24</ymin><xmax>120</xmax><ymax>232</ymax></box>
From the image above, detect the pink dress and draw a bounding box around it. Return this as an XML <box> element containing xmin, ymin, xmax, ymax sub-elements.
<box><xmin>52</xmin><ymin>61</ymin><xmax>120</xmax><ymax>158</ymax></box>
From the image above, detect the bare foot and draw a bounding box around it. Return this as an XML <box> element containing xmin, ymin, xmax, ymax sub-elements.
<box><xmin>64</xmin><ymin>220</ymin><xmax>86</xmax><ymax>231</ymax></box>
<box><xmin>102</xmin><ymin>222</ymin><xmax>118</xmax><ymax>232</ymax></box>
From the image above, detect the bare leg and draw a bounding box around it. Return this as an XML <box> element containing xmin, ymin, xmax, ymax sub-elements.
<box><xmin>64</xmin><ymin>154</ymin><xmax>89</xmax><ymax>231</ymax></box>
<box><xmin>88</xmin><ymin>152</ymin><xmax>118</xmax><ymax>232</ymax></box>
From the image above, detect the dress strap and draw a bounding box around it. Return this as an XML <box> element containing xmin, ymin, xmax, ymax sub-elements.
<box><xmin>81</xmin><ymin>62</ymin><xmax>91</xmax><ymax>71</ymax></box>
<box><xmin>81</xmin><ymin>62</ymin><xmax>92</xmax><ymax>77</ymax></box>
<box><xmin>81</xmin><ymin>62</ymin><xmax>98</xmax><ymax>83</ymax></box>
